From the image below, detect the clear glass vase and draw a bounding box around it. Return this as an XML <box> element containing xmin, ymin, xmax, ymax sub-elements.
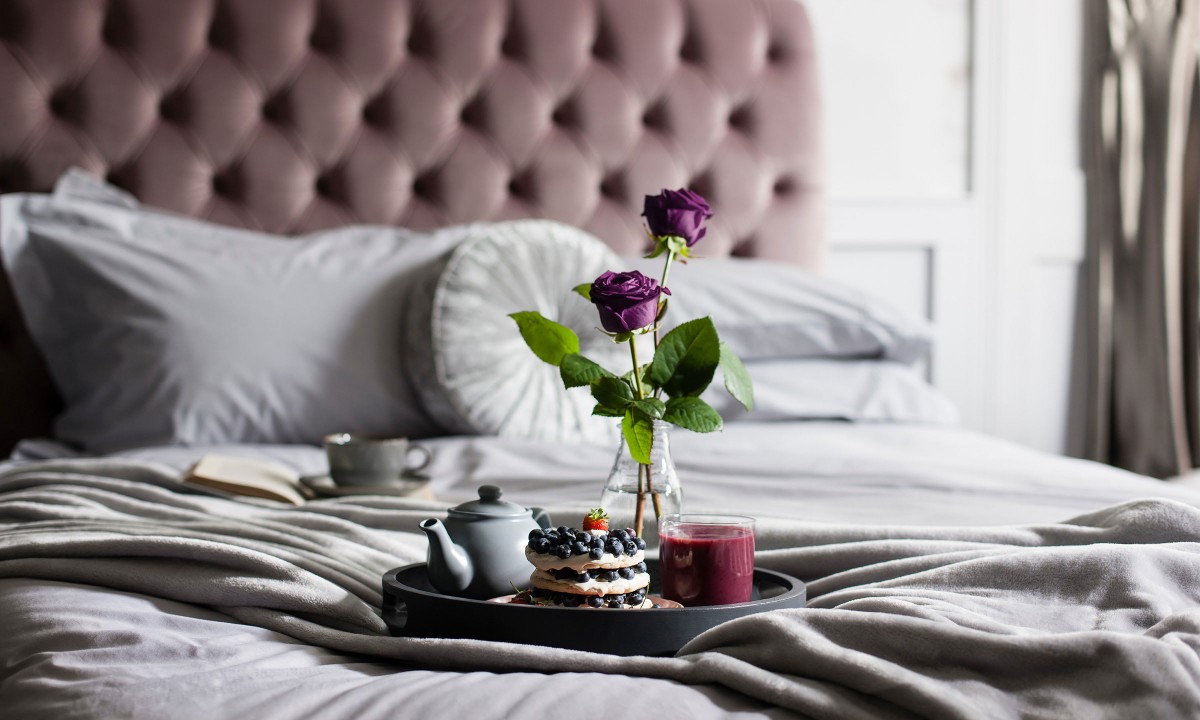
<box><xmin>598</xmin><ymin>420</ymin><xmax>682</xmax><ymax>550</ymax></box>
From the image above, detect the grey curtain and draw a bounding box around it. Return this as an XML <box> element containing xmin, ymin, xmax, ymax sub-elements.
<box><xmin>1084</xmin><ymin>0</ymin><xmax>1200</xmax><ymax>478</ymax></box>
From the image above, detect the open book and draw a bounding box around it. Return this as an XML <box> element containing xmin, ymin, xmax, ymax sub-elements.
<box><xmin>182</xmin><ymin>454</ymin><xmax>309</xmax><ymax>505</ymax></box>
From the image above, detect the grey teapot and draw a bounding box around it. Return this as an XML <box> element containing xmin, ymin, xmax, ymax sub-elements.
<box><xmin>419</xmin><ymin>485</ymin><xmax>552</xmax><ymax>599</ymax></box>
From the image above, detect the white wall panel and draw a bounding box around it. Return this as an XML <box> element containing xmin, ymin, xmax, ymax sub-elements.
<box><xmin>809</xmin><ymin>0</ymin><xmax>1086</xmax><ymax>456</ymax></box>
<box><xmin>1002</xmin><ymin>261</ymin><xmax>1081</xmax><ymax>453</ymax></box>
<box><xmin>825</xmin><ymin>245</ymin><xmax>931</xmax><ymax>321</ymax></box>
<box><xmin>806</xmin><ymin>0</ymin><xmax>972</xmax><ymax>198</ymax></box>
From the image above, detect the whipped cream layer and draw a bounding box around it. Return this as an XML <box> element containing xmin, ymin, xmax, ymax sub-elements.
<box><xmin>530</xmin><ymin>569</ymin><xmax>650</xmax><ymax>596</ymax></box>
<box><xmin>525</xmin><ymin>546</ymin><xmax>645</xmax><ymax>572</ymax></box>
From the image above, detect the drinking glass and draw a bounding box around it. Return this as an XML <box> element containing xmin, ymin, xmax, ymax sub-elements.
<box><xmin>659</xmin><ymin>514</ymin><xmax>755</xmax><ymax>606</ymax></box>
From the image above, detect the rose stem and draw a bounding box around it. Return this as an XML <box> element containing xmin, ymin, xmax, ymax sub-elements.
<box><xmin>634</xmin><ymin>465</ymin><xmax>647</xmax><ymax>537</ymax></box>
<box><xmin>627</xmin><ymin>335</ymin><xmax>647</xmax><ymax>536</ymax></box>
<box><xmin>652</xmin><ymin>249</ymin><xmax>677</xmax><ymax>349</ymax></box>
<box><xmin>628</xmin><ymin>334</ymin><xmax>645</xmax><ymax>399</ymax></box>
<box><xmin>646</xmin><ymin>247</ymin><xmax>677</xmax><ymax>516</ymax></box>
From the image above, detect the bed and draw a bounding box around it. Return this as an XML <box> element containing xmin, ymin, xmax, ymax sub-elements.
<box><xmin>3</xmin><ymin>1</ymin><xmax>1200</xmax><ymax>718</ymax></box>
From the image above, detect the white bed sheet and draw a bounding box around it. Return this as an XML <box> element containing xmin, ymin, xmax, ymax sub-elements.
<box><xmin>6</xmin><ymin>422</ymin><xmax>1200</xmax><ymax>719</ymax></box>
<box><xmin>16</xmin><ymin>421</ymin><xmax>1197</xmax><ymax>527</ymax></box>
<box><xmin>0</xmin><ymin>579</ymin><xmax>789</xmax><ymax>720</ymax></box>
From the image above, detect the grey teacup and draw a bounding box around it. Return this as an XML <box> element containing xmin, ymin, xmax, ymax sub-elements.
<box><xmin>324</xmin><ymin>433</ymin><xmax>432</xmax><ymax>487</ymax></box>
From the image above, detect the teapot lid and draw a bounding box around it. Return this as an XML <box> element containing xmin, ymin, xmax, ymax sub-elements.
<box><xmin>448</xmin><ymin>485</ymin><xmax>529</xmax><ymax>517</ymax></box>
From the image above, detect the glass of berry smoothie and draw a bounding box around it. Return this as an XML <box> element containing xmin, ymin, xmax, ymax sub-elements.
<box><xmin>659</xmin><ymin>514</ymin><xmax>755</xmax><ymax>606</ymax></box>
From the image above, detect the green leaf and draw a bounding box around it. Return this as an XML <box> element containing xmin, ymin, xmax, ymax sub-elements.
<box><xmin>663</xmin><ymin>396</ymin><xmax>724</xmax><ymax>433</ymax></box>
<box><xmin>647</xmin><ymin>317</ymin><xmax>720</xmax><ymax>397</ymax></box>
<box><xmin>719</xmin><ymin>342</ymin><xmax>754</xmax><ymax>411</ymax></box>
<box><xmin>622</xmin><ymin>410</ymin><xmax>654</xmax><ymax>464</ymax></box>
<box><xmin>631</xmin><ymin>397</ymin><xmax>666</xmax><ymax>419</ymax></box>
<box><xmin>592</xmin><ymin>403</ymin><xmax>625</xmax><ymax>418</ymax></box>
<box><xmin>572</xmin><ymin>283</ymin><xmax>592</xmax><ymax>301</ymax></box>
<box><xmin>591</xmin><ymin>376</ymin><xmax>635</xmax><ymax>409</ymax></box>
<box><xmin>508</xmin><ymin>312</ymin><xmax>579</xmax><ymax>366</ymax></box>
<box><xmin>623</xmin><ymin>363</ymin><xmax>652</xmax><ymax>392</ymax></box>
<box><xmin>560</xmin><ymin>354</ymin><xmax>612</xmax><ymax>389</ymax></box>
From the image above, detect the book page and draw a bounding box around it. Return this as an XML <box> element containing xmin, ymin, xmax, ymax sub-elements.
<box><xmin>183</xmin><ymin>454</ymin><xmax>306</xmax><ymax>505</ymax></box>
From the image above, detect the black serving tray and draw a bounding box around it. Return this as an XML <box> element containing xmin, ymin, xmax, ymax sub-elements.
<box><xmin>381</xmin><ymin>560</ymin><xmax>806</xmax><ymax>657</ymax></box>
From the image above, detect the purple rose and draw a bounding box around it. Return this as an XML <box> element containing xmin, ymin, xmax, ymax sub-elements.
<box><xmin>589</xmin><ymin>270</ymin><xmax>670</xmax><ymax>333</ymax></box>
<box><xmin>642</xmin><ymin>188</ymin><xmax>713</xmax><ymax>247</ymax></box>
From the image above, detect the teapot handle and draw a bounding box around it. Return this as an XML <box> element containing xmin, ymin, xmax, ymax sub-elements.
<box><xmin>382</xmin><ymin>595</ymin><xmax>409</xmax><ymax>634</ymax></box>
<box><xmin>530</xmin><ymin>507</ymin><xmax>552</xmax><ymax>529</ymax></box>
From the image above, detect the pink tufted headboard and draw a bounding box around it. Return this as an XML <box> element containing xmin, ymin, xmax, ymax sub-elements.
<box><xmin>0</xmin><ymin>0</ymin><xmax>823</xmax><ymax>454</ymax></box>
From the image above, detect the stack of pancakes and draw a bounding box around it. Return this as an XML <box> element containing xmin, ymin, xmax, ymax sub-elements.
<box><xmin>523</xmin><ymin>525</ymin><xmax>650</xmax><ymax>608</ymax></box>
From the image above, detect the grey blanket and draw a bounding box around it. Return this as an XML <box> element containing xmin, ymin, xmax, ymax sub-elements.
<box><xmin>2</xmin><ymin>459</ymin><xmax>1199</xmax><ymax>719</ymax></box>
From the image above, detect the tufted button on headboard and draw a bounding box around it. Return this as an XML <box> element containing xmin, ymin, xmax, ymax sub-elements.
<box><xmin>0</xmin><ymin>0</ymin><xmax>823</xmax><ymax>454</ymax></box>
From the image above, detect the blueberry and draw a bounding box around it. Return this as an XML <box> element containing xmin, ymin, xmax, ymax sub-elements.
<box><xmin>557</xmin><ymin>526</ymin><xmax>570</xmax><ymax>535</ymax></box>
<box><xmin>628</xmin><ymin>590</ymin><xmax>646</xmax><ymax>605</ymax></box>
<box><xmin>612</xmin><ymin>529</ymin><xmax>628</xmax><ymax>542</ymax></box>
<box><xmin>590</xmin><ymin>535</ymin><xmax>605</xmax><ymax>547</ymax></box>
<box><xmin>553</xmin><ymin>544</ymin><xmax>572</xmax><ymax>559</ymax></box>
<box><xmin>618</xmin><ymin>567</ymin><xmax>634</xmax><ymax>580</ymax></box>
<box><xmin>563</xmin><ymin>595</ymin><xmax>582</xmax><ymax>607</ymax></box>
<box><xmin>606</xmin><ymin>599</ymin><xmax>623</xmax><ymax>608</ymax></box>
<box><xmin>588</xmin><ymin>547</ymin><xmax>603</xmax><ymax>560</ymax></box>
<box><xmin>624</xmin><ymin>540</ymin><xmax>637</xmax><ymax>555</ymax></box>
<box><xmin>607</xmin><ymin>539</ymin><xmax>624</xmax><ymax>556</ymax></box>
<box><xmin>587</xmin><ymin>596</ymin><xmax>603</xmax><ymax>608</ymax></box>
<box><xmin>552</xmin><ymin>568</ymin><xmax>574</xmax><ymax>580</ymax></box>
<box><xmin>611</xmin><ymin>593</ymin><xmax>626</xmax><ymax>604</ymax></box>
<box><xmin>544</xmin><ymin>530</ymin><xmax>560</xmax><ymax>543</ymax></box>
<box><xmin>600</xmin><ymin>570</ymin><xmax>618</xmax><ymax>582</ymax></box>
<box><xmin>634</xmin><ymin>537</ymin><xmax>646</xmax><ymax>550</ymax></box>
<box><xmin>634</xmin><ymin>562</ymin><xmax>647</xmax><ymax>573</ymax></box>
<box><xmin>572</xmin><ymin>541</ymin><xmax>588</xmax><ymax>555</ymax></box>
<box><xmin>624</xmin><ymin>527</ymin><xmax>637</xmax><ymax>538</ymax></box>
<box><xmin>532</xmin><ymin>538</ymin><xmax>551</xmax><ymax>554</ymax></box>
<box><xmin>576</xmin><ymin>571</ymin><xmax>591</xmax><ymax>583</ymax></box>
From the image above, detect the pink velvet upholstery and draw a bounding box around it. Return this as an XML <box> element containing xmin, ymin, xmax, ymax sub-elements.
<box><xmin>0</xmin><ymin>0</ymin><xmax>824</xmax><ymax>454</ymax></box>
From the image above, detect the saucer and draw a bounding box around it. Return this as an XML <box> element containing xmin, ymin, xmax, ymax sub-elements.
<box><xmin>300</xmin><ymin>473</ymin><xmax>432</xmax><ymax>499</ymax></box>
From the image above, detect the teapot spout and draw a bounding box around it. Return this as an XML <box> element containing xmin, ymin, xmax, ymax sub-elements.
<box><xmin>530</xmin><ymin>507</ymin><xmax>552</xmax><ymax>530</ymax></box>
<box><xmin>420</xmin><ymin>518</ymin><xmax>473</xmax><ymax>595</ymax></box>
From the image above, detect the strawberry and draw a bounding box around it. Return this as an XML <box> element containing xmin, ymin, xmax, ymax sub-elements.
<box><xmin>582</xmin><ymin>508</ymin><xmax>609</xmax><ymax>533</ymax></box>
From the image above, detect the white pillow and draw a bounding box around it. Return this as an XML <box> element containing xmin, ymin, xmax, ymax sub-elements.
<box><xmin>703</xmin><ymin>359</ymin><xmax>959</xmax><ymax>424</ymax></box>
<box><xmin>406</xmin><ymin>220</ymin><xmax>626</xmax><ymax>445</ymax></box>
<box><xmin>0</xmin><ymin>170</ymin><xmax>461</xmax><ymax>452</ymax></box>
<box><xmin>627</xmin><ymin>255</ymin><xmax>933</xmax><ymax>364</ymax></box>
<box><xmin>407</xmin><ymin>224</ymin><xmax>943</xmax><ymax>445</ymax></box>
